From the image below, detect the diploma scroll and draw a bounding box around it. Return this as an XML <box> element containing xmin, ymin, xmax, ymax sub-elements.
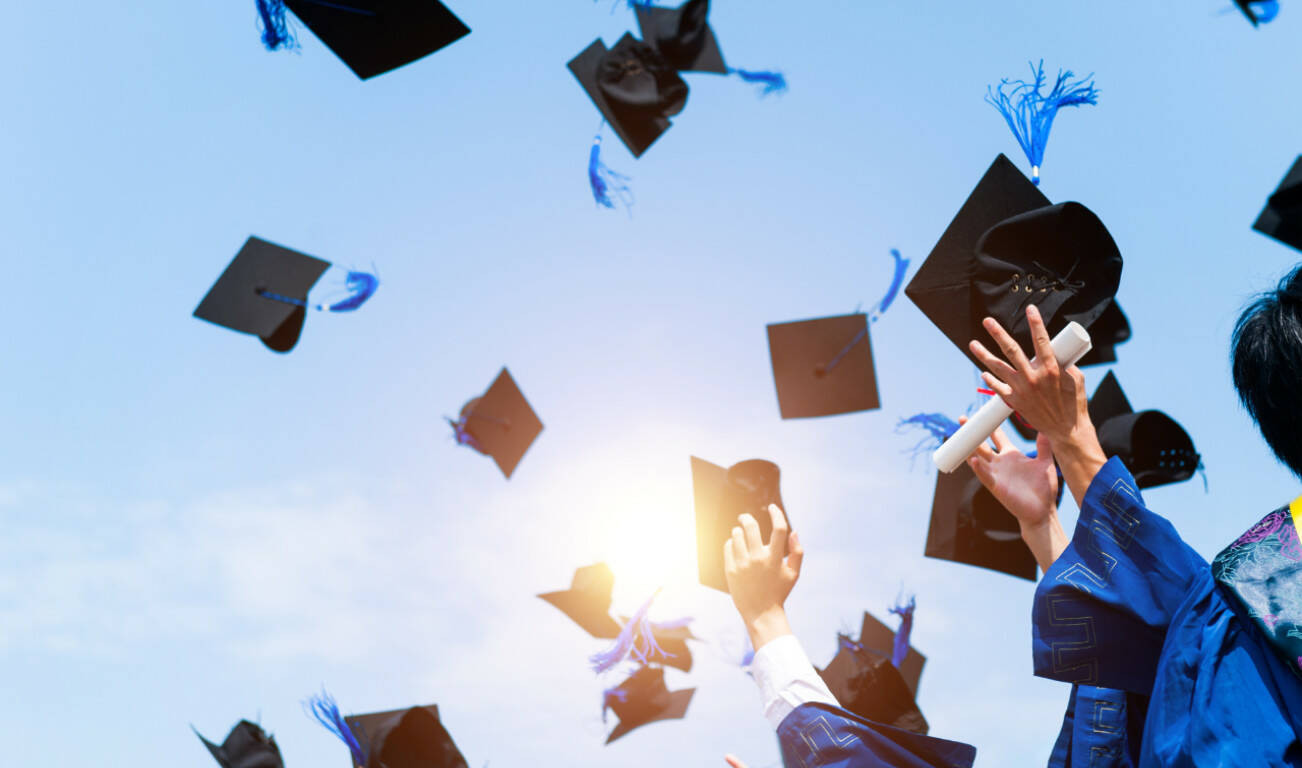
<box><xmin>933</xmin><ymin>321</ymin><xmax>1092</xmax><ymax>473</ymax></box>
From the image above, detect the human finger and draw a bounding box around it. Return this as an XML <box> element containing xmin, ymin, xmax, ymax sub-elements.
<box><xmin>990</xmin><ymin>425</ymin><xmax>1013</xmax><ymax>453</ymax></box>
<box><xmin>968</xmin><ymin>340</ymin><xmax>1019</xmax><ymax>382</ymax></box>
<box><xmin>1026</xmin><ymin>305</ymin><xmax>1058</xmax><ymax>374</ymax></box>
<box><xmin>972</xmin><ymin>438</ymin><xmax>996</xmax><ymax>463</ymax></box>
<box><xmin>968</xmin><ymin>453</ymin><xmax>996</xmax><ymax>487</ymax></box>
<box><xmin>739</xmin><ymin>513</ymin><xmax>763</xmax><ymax>553</ymax></box>
<box><xmin>1035</xmin><ymin>432</ymin><xmax>1055</xmax><ymax>464</ymax></box>
<box><xmin>983</xmin><ymin>316</ymin><xmax>1031</xmax><ymax>372</ymax></box>
<box><xmin>731</xmin><ymin>526</ymin><xmax>748</xmax><ymax>564</ymax></box>
<box><xmin>725</xmin><ymin>755</ymin><xmax>748</xmax><ymax>768</ymax></box>
<box><xmin>723</xmin><ymin>533</ymin><xmax>737</xmax><ymax>577</ymax></box>
<box><xmin>784</xmin><ymin>531</ymin><xmax>803</xmax><ymax>581</ymax></box>
<box><xmin>981</xmin><ymin>371</ymin><xmax>1014</xmax><ymax>399</ymax></box>
<box><xmin>767</xmin><ymin>504</ymin><xmax>789</xmax><ymax>560</ymax></box>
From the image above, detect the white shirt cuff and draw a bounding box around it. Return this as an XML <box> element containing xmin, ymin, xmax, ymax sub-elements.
<box><xmin>750</xmin><ymin>633</ymin><xmax>840</xmax><ymax>730</ymax></box>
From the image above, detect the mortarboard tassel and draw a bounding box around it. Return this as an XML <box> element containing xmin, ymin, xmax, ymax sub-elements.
<box><xmin>601</xmin><ymin>686</ymin><xmax>628</xmax><ymax>723</ymax></box>
<box><xmin>896</xmin><ymin>413</ymin><xmax>960</xmax><ymax>458</ymax></box>
<box><xmin>888</xmin><ymin>596</ymin><xmax>916</xmax><ymax>669</ymax></box>
<box><xmin>305</xmin><ymin>690</ymin><xmax>368</xmax><ymax>766</ymax></box>
<box><xmin>588</xmin><ymin>132</ymin><xmax>633</xmax><ymax>211</ymax></box>
<box><xmin>590</xmin><ymin>590</ymin><xmax>689</xmax><ymax>673</ymax></box>
<box><xmin>869</xmin><ymin>249</ymin><xmax>909</xmax><ymax>323</ymax></box>
<box><xmin>255</xmin><ymin>0</ymin><xmax>296</xmax><ymax>50</ymax></box>
<box><xmin>447</xmin><ymin>416</ymin><xmax>485</xmax><ymax>453</ymax></box>
<box><xmin>325</xmin><ymin>270</ymin><xmax>379</xmax><ymax>312</ymax></box>
<box><xmin>985</xmin><ymin>61</ymin><xmax>1098</xmax><ymax>186</ymax></box>
<box><xmin>729</xmin><ymin>68</ymin><xmax>788</xmax><ymax>97</ymax></box>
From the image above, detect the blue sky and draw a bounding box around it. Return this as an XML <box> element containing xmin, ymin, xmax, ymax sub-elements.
<box><xmin>3</xmin><ymin>0</ymin><xmax>1301</xmax><ymax>765</ymax></box>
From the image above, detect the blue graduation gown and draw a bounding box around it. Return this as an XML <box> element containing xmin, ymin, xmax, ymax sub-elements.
<box><xmin>1033</xmin><ymin>457</ymin><xmax>1302</xmax><ymax>766</ymax></box>
<box><xmin>1046</xmin><ymin>684</ymin><xmax>1146</xmax><ymax>768</ymax></box>
<box><xmin>776</xmin><ymin>703</ymin><xmax>976</xmax><ymax>768</ymax></box>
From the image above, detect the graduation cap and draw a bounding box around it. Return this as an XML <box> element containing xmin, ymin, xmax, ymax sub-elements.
<box><xmin>568</xmin><ymin>33</ymin><xmax>689</xmax><ymax>158</ymax></box>
<box><xmin>260</xmin><ymin>0</ymin><xmax>470</xmax><ymax>80</ymax></box>
<box><xmin>342</xmin><ymin>705</ymin><xmax>467</xmax><ymax>768</ymax></box>
<box><xmin>905</xmin><ymin>155</ymin><xmax>1122</xmax><ymax>372</ymax></box>
<box><xmin>767</xmin><ymin>313</ymin><xmax>880</xmax><ymax>419</ymax></box>
<box><xmin>603</xmin><ymin>666</ymin><xmax>695</xmax><ymax>744</ymax></box>
<box><xmin>194</xmin><ymin>236</ymin><xmax>331</xmax><ymax>353</ymax></box>
<box><xmin>1253</xmin><ymin>155</ymin><xmax>1302</xmax><ymax>252</ymax></box>
<box><xmin>817</xmin><ymin>634</ymin><xmax>928</xmax><ymax>735</ymax></box>
<box><xmin>194</xmin><ymin>720</ymin><xmax>284</xmax><ymax>768</ymax></box>
<box><xmin>924</xmin><ymin>461</ymin><xmax>1050</xmax><ymax>580</ymax></box>
<box><xmin>857</xmin><ymin>611</ymin><xmax>926</xmax><ymax>698</ymax></box>
<box><xmin>449</xmin><ymin>368</ymin><xmax>544</xmax><ymax>479</ymax></box>
<box><xmin>634</xmin><ymin>0</ymin><xmax>726</xmax><ymax>74</ymax></box>
<box><xmin>1076</xmin><ymin>300</ymin><xmax>1130</xmax><ymax>368</ymax></box>
<box><xmin>691</xmin><ymin>457</ymin><xmax>789</xmax><ymax>592</ymax></box>
<box><xmin>1089</xmin><ymin>372</ymin><xmax>1200</xmax><ymax>489</ymax></box>
<box><xmin>538</xmin><ymin>563</ymin><xmax>621</xmax><ymax>639</ymax></box>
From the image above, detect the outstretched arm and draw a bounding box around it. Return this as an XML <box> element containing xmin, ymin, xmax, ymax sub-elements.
<box><xmin>968</xmin><ymin>304</ymin><xmax>1108</xmax><ymax>507</ymax></box>
<box><xmin>725</xmin><ymin>504</ymin><xmax>838</xmax><ymax>731</ymax></box>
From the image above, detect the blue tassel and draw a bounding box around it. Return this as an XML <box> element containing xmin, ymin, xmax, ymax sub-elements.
<box><xmin>985</xmin><ymin>61</ymin><xmax>1098</xmax><ymax>186</ymax></box>
<box><xmin>305</xmin><ymin>690</ymin><xmax>367</xmax><ymax>766</ymax></box>
<box><xmin>730</xmin><ymin>68</ymin><xmax>788</xmax><ymax>97</ymax></box>
<box><xmin>324</xmin><ymin>270</ymin><xmax>379</xmax><ymax>312</ymax></box>
<box><xmin>589</xmin><ymin>590</ymin><xmax>685</xmax><ymax>673</ymax></box>
<box><xmin>588</xmin><ymin>134</ymin><xmax>633</xmax><ymax>211</ymax></box>
<box><xmin>256</xmin><ymin>0</ymin><xmax>295</xmax><ymax>51</ymax></box>
<box><xmin>895</xmin><ymin>413</ymin><xmax>960</xmax><ymax>459</ymax></box>
<box><xmin>888</xmin><ymin>596</ymin><xmax>916</xmax><ymax>669</ymax></box>
<box><xmin>601</xmin><ymin>686</ymin><xmax>628</xmax><ymax>723</ymax></box>
<box><xmin>446</xmin><ymin>416</ymin><xmax>483</xmax><ymax>452</ymax></box>
<box><xmin>868</xmin><ymin>249</ymin><xmax>909</xmax><ymax>323</ymax></box>
<box><xmin>1244</xmin><ymin>0</ymin><xmax>1280</xmax><ymax>23</ymax></box>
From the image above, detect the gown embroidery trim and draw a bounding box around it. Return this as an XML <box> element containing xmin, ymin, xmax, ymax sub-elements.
<box><xmin>1211</xmin><ymin>494</ymin><xmax>1302</xmax><ymax>679</ymax></box>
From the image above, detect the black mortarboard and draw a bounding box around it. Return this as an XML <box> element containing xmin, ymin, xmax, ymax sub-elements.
<box><xmin>194</xmin><ymin>720</ymin><xmax>284</xmax><ymax>768</ymax></box>
<box><xmin>817</xmin><ymin>636</ymin><xmax>928</xmax><ymax>735</ymax></box>
<box><xmin>692</xmin><ymin>457</ymin><xmax>789</xmax><ymax>592</ymax></box>
<box><xmin>1253</xmin><ymin>156</ymin><xmax>1302</xmax><ymax>252</ymax></box>
<box><xmin>568</xmin><ymin>33</ymin><xmax>689</xmax><ymax>157</ymax></box>
<box><xmin>767</xmin><ymin>313</ymin><xmax>880</xmax><ymax>419</ymax></box>
<box><xmin>343</xmin><ymin>705</ymin><xmax>467</xmax><ymax>768</ymax></box>
<box><xmin>538</xmin><ymin>563</ymin><xmax>621</xmax><ymax>639</ymax></box>
<box><xmin>194</xmin><ymin>236</ymin><xmax>330</xmax><ymax>353</ymax></box>
<box><xmin>1088</xmin><ymin>372</ymin><xmax>1200</xmax><ymax>489</ymax></box>
<box><xmin>634</xmin><ymin>0</ymin><xmax>727</xmax><ymax>74</ymax></box>
<box><xmin>1076</xmin><ymin>300</ymin><xmax>1131</xmax><ymax>368</ymax></box>
<box><xmin>856</xmin><ymin>612</ymin><xmax>926</xmax><ymax>697</ymax></box>
<box><xmin>603</xmin><ymin>666</ymin><xmax>695</xmax><ymax>744</ymax></box>
<box><xmin>455</xmin><ymin>368</ymin><xmax>544</xmax><ymax>479</ymax></box>
<box><xmin>924</xmin><ymin>462</ymin><xmax>1042</xmax><ymax>581</ymax></box>
<box><xmin>284</xmin><ymin>0</ymin><xmax>469</xmax><ymax>80</ymax></box>
<box><xmin>906</xmin><ymin>155</ymin><xmax>1122</xmax><ymax>370</ymax></box>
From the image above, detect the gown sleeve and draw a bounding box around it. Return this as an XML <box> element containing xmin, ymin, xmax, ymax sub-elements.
<box><xmin>1032</xmin><ymin>457</ymin><xmax>1207</xmax><ymax>694</ymax></box>
<box><xmin>776</xmin><ymin>703</ymin><xmax>976</xmax><ymax>768</ymax></box>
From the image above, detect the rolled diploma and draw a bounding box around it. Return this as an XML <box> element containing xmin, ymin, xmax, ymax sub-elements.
<box><xmin>933</xmin><ymin>321</ymin><xmax>1092</xmax><ymax>473</ymax></box>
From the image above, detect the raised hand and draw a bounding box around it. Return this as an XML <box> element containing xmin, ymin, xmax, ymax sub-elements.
<box><xmin>724</xmin><ymin>503</ymin><xmax>803</xmax><ymax>650</ymax></box>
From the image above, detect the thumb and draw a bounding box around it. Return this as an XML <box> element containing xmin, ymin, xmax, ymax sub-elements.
<box><xmin>725</xmin><ymin>756</ymin><xmax>748</xmax><ymax>768</ymax></box>
<box><xmin>1035</xmin><ymin>431</ymin><xmax>1055</xmax><ymax>464</ymax></box>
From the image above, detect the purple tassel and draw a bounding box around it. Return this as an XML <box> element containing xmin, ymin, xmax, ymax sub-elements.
<box><xmin>888</xmin><ymin>596</ymin><xmax>915</xmax><ymax>669</ymax></box>
<box><xmin>256</xmin><ymin>0</ymin><xmax>296</xmax><ymax>51</ymax></box>
<box><xmin>601</xmin><ymin>686</ymin><xmax>628</xmax><ymax>723</ymax></box>
<box><xmin>985</xmin><ymin>61</ymin><xmax>1098</xmax><ymax>185</ymax></box>
<box><xmin>588</xmin><ymin>134</ymin><xmax>632</xmax><ymax>211</ymax></box>
<box><xmin>590</xmin><ymin>590</ymin><xmax>689</xmax><ymax>673</ymax></box>
<box><xmin>447</xmin><ymin>416</ymin><xmax>483</xmax><ymax>453</ymax></box>
<box><xmin>730</xmin><ymin>68</ymin><xmax>788</xmax><ymax>97</ymax></box>
<box><xmin>868</xmin><ymin>249</ymin><xmax>909</xmax><ymax>323</ymax></box>
<box><xmin>305</xmin><ymin>690</ymin><xmax>367</xmax><ymax>766</ymax></box>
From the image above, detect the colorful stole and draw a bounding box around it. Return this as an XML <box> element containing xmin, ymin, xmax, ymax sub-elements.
<box><xmin>1212</xmin><ymin>495</ymin><xmax>1302</xmax><ymax>679</ymax></box>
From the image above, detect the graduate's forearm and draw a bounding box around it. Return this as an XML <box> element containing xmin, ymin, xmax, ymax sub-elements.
<box><xmin>1020</xmin><ymin>513</ymin><xmax>1070</xmax><ymax>573</ymax></box>
<box><xmin>1050</xmin><ymin>424</ymin><xmax>1109</xmax><ymax>509</ymax></box>
<box><xmin>745</xmin><ymin>606</ymin><xmax>794</xmax><ymax>651</ymax></box>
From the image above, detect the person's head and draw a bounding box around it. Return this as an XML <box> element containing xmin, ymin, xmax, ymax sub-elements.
<box><xmin>1232</xmin><ymin>263</ymin><xmax>1302</xmax><ymax>478</ymax></box>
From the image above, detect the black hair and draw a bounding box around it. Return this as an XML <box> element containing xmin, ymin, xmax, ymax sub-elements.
<box><xmin>1232</xmin><ymin>263</ymin><xmax>1302</xmax><ymax>479</ymax></box>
